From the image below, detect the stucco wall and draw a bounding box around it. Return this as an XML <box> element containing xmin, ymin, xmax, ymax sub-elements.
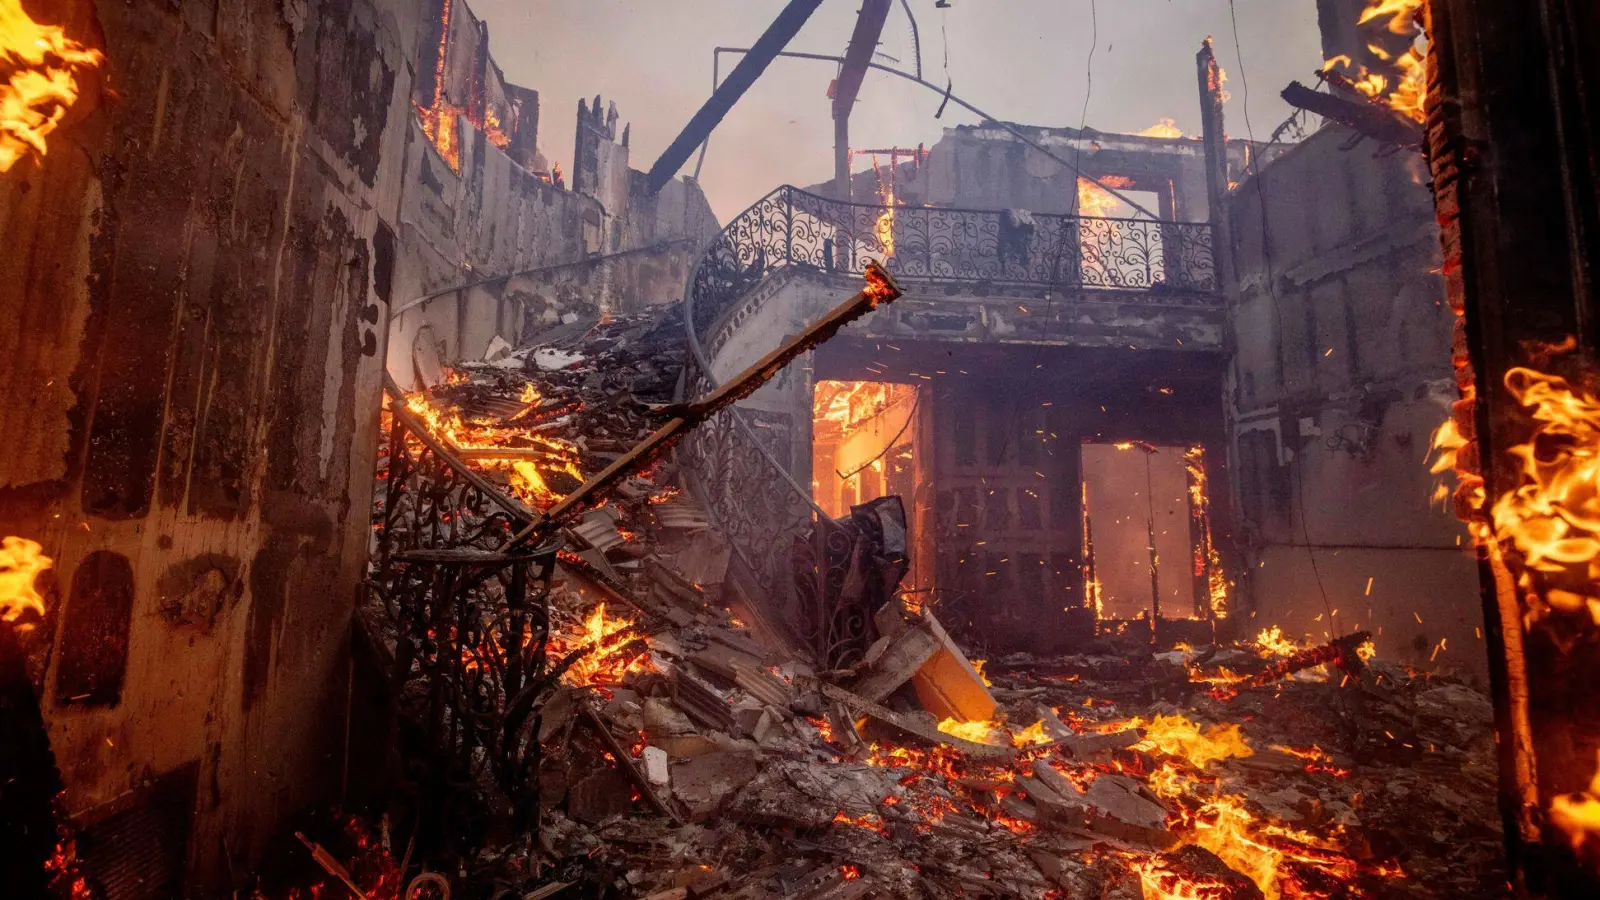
<box><xmin>0</xmin><ymin>0</ymin><xmax>715</xmax><ymax>891</ymax></box>
<box><xmin>1225</xmin><ymin>123</ymin><xmax>1482</xmax><ymax>679</ymax></box>
<box><xmin>0</xmin><ymin>0</ymin><xmax>424</xmax><ymax>889</ymax></box>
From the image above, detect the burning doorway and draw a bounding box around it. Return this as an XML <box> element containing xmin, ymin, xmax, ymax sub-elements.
<box><xmin>811</xmin><ymin>380</ymin><xmax>921</xmax><ymax>520</ymax></box>
<box><xmin>1081</xmin><ymin>440</ymin><xmax>1225</xmax><ymax>632</ymax></box>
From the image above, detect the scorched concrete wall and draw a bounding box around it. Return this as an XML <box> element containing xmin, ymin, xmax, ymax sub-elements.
<box><xmin>1225</xmin><ymin>123</ymin><xmax>1483</xmax><ymax>680</ymax></box>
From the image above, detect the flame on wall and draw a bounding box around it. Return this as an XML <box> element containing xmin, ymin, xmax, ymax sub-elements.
<box><xmin>415</xmin><ymin>0</ymin><xmax>464</xmax><ymax>171</ymax></box>
<box><xmin>1323</xmin><ymin>0</ymin><xmax>1427</xmax><ymax>124</ymax></box>
<box><xmin>0</xmin><ymin>535</ymin><xmax>52</xmax><ymax>630</ymax></box>
<box><xmin>0</xmin><ymin>0</ymin><xmax>102</xmax><ymax>172</ymax></box>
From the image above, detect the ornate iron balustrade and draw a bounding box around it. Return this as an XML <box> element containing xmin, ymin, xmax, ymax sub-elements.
<box><xmin>688</xmin><ymin>185</ymin><xmax>1217</xmax><ymax>352</ymax></box>
<box><xmin>371</xmin><ymin>381</ymin><xmax>562</xmax><ymax>853</ymax></box>
<box><xmin>678</xmin><ymin>186</ymin><xmax>1218</xmax><ymax>608</ymax></box>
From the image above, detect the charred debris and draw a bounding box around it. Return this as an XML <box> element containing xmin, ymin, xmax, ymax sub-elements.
<box><xmin>247</xmin><ymin>269</ymin><xmax>1513</xmax><ymax>900</ymax></box>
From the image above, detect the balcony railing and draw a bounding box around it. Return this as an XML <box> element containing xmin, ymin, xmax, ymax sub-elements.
<box><xmin>678</xmin><ymin>185</ymin><xmax>1219</xmax><ymax>610</ymax></box>
<box><xmin>688</xmin><ymin>185</ymin><xmax>1218</xmax><ymax>349</ymax></box>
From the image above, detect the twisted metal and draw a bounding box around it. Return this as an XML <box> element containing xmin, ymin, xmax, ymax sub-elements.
<box><xmin>679</xmin><ymin>185</ymin><xmax>1217</xmax><ymax>610</ymax></box>
<box><xmin>371</xmin><ymin>389</ymin><xmax>561</xmax><ymax>851</ymax></box>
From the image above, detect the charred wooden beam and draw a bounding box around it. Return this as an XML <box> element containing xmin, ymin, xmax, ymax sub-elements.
<box><xmin>1209</xmin><ymin>631</ymin><xmax>1370</xmax><ymax>701</ymax></box>
<box><xmin>1280</xmin><ymin>80</ymin><xmax>1423</xmax><ymax>151</ymax></box>
<box><xmin>833</xmin><ymin>0</ymin><xmax>894</xmax><ymax>199</ymax></box>
<box><xmin>500</xmin><ymin>263</ymin><xmax>903</xmax><ymax>549</ymax></box>
<box><xmin>0</xmin><ymin>626</ymin><xmax>63</xmax><ymax>899</ymax></box>
<box><xmin>1429</xmin><ymin>0</ymin><xmax>1600</xmax><ymax>894</ymax></box>
<box><xmin>645</xmin><ymin>0</ymin><xmax>826</xmax><ymax>193</ymax></box>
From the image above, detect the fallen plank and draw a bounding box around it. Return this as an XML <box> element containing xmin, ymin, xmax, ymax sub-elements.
<box><xmin>911</xmin><ymin>609</ymin><xmax>999</xmax><ymax>723</ymax></box>
<box><xmin>848</xmin><ymin>624</ymin><xmax>939</xmax><ymax>702</ymax></box>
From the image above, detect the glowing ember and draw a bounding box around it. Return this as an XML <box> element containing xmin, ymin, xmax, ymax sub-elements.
<box><xmin>0</xmin><ymin>0</ymin><xmax>102</xmax><ymax>172</ymax></box>
<box><xmin>1136</xmin><ymin>118</ymin><xmax>1184</xmax><ymax>139</ymax></box>
<box><xmin>1550</xmin><ymin>751</ymin><xmax>1600</xmax><ymax>852</ymax></box>
<box><xmin>1131</xmin><ymin>856</ymin><xmax>1233</xmax><ymax>900</ymax></box>
<box><xmin>0</xmin><ymin>535</ymin><xmax>51</xmax><ymax>630</ymax></box>
<box><xmin>404</xmin><ymin>389</ymin><xmax>586</xmax><ymax>510</ymax></box>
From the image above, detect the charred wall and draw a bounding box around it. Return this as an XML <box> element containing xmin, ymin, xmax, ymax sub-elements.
<box><xmin>1225</xmin><ymin>123</ymin><xmax>1482</xmax><ymax>678</ymax></box>
<box><xmin>0</xmin><ymin>0</ymin><xmax>625</xmax><ymax>892</ymax></box>
<box><xmin>386</xmin><ymin>91</ymin><xmax>717</xmax><ymax>386</ymax></box>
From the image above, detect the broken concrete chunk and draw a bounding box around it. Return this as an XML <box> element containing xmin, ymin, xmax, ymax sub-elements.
<box><xmin>670</xmin><ymin>751</ymin><xmax>760</xmax><ymax>822</ymax></box>
<box><xmin>567</xmin><ymin>767</ymin><xmax>634</xmax><ymax>824</ymax></box>
<box><xmin>848</xmin><ymin>624</ymin><xmax>939</xmax><ymax>703</ymax></box>
<box><xmin>642</xmin><ymin>746</ymin><xmax>670</xmax><ymax>787</ymax></box>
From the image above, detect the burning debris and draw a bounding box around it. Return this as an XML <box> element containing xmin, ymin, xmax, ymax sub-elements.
<box><xmin>314</xmin><ymin>270</ymin><xmax>1510</xmax><ymax>898</ymax></box>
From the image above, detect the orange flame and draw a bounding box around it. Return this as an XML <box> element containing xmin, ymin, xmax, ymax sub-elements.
<box><xmin>875</xmin><ymin>191</ymin><xmax>896</xmax><ymax>258</ymax></box>
<box><xmin>1488</xmin><ymin>367</ymin><xmax>1600</xmax><ymax>625</ymax></box>
<box><xmin>1254</xmin><ymin>626</ymin><xmax>1302</xmax><ymax>658</ymax></box>
<box><xmin>553</xmin><ymin>603</ymin><xmax>642</xmax><ymax>686</ymax></box>
<box><xmin>1077</xmin><ymin>175</ymin><xmax>1135</xmax><ymax>219</ymax></box>
<box><xmin>1114</xmin><ymin>712</ymin><xmax>1254</xmax><ymax>769</ymax></box>
<box><xmin>1136</xmin><ymin>118</ymin><xmax>1184</xmax><ymax>139</ymax></box>
<box><xmin>0</xmin><ymin>536</ymin><xmax>51</xmax><ymax>630</ymax></box>
<box><xmin>1325</xmin><ymin>0</ymin><xmax>1426</xmax><ymax>123</ymax></box>
<box><xmin>404</xmin><ymin>389</ymin><xmax>585</xmax><ymax>510</ymax></box>
<box><xmin>0</xmin><ymin>0</ymin><xmax>102</xmax><ymax>172</ymax></box>
<box><xmin>1550</xmin><ymin>752</ymin><xmax>1600</xmax><ymax>853</ymax></box>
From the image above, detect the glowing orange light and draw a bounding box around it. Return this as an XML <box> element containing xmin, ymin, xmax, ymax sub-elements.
<box><xmin>0</xmin><ymin>0</ymin><xmax>103</xmax><ymax>172</ymax></box>
<box><xmin>0</xmin><ymin>535</ymin><xmax>51</xmax><ymax>631</ymax></box>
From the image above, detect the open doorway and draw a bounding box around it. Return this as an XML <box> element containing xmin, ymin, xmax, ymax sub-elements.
<box><xmin>812</xmin><ymin>380</ymin><xmax>921</xmax><ymax>518</ymax></box>
<box><xmin>1080</xmin><ymin>440</ymin><xmax>1223</xmax><ymax>628</ymax></box>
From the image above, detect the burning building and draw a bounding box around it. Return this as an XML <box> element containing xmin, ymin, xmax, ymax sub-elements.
<box><xmin>1</xmin><ymin>0</ymin><xmax>1597</xmax><ymax>898</ymax></box>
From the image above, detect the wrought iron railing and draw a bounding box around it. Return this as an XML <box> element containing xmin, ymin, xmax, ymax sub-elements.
<box><xmin>678</xmin><ymin>185</ymin><xmax>1218</xmax><ymax>609</ymax></box>
<box><xmin>687</xmin><ymin>185</ymin><xmax>1218</xmax><ymax>354</ymax></box>
<box><xmin>370</xmin><ymin>380</ymin><xmax>561</xmax><ymax>853</ymax></box>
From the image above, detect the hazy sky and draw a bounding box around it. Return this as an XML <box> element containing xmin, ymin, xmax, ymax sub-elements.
<box><xmin>468</xmin><ymin>1</ymin><xmax>1325</xmax><ymax>221</ymax></box>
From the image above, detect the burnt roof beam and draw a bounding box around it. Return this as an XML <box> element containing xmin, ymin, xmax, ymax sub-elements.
<box><xmin>645</xmin><ymin>0</ymin><xmax>827</xmax><ymax>194</ymax></box>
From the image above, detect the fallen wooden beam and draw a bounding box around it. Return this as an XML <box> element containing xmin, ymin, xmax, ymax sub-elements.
<box><xmin>1280</xmin><ymin>80</ymin><xmax>1422</xmax><ymax>151</ymax></box>
<box><xmin>1210</xmin><ymin>630</ymin><xmax>1372</xmax><ymax>701</ymax></box>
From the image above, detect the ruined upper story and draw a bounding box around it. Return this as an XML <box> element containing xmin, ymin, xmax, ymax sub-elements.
<box><xmin>815</xmin><ymin>123</ymin><xmax>1278</xmax><ymax>222</ymax></box>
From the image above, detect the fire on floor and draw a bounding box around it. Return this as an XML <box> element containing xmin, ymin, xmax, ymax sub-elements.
<box><xmin>217</xmin><ymin>281</ymin><xmax>1502</xmax><ymax>900</ymax></box>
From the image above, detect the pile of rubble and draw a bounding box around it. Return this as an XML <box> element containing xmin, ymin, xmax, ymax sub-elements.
<box><xmin>327</xmin><ymin>304</ymin><xmax>1511</xmax><ymax>900</ymax></box>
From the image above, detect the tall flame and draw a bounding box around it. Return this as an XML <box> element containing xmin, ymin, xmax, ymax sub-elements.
<box><xmin>1077</xmin><ymin>175</ymin><xmax>1135</xmax><ymax>219</ymax></box>
<box><xmin>1136</xmin><ymin>118</ymin><xmax>1184</xmax><ymax>139</ymax></box>
<box><xmin>0</xmin><ymin>0</ymin><xmax>102</xmax><ymax>172</ymax></box>
<box><xmin>1325</xmin><ymin>0</ymin><xmax>1426</xmax><ymax>123</ymax></box>
<box><xmin>1486</xmin><ymin>368</ymin><xmax>1600</xmax><ymax>625</ymax></box>
<box><xmin>0</xmin><ymin>536</ymin><xmax>52</xmax><ymax>630</ymax></box>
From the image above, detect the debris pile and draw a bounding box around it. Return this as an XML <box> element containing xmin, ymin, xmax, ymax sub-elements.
<box><xmin>330</xmin><ymin>303</ymin><xmax>1512</xmax><ymax>899</ymax></box>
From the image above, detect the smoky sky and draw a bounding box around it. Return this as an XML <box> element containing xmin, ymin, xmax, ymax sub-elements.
<box><xmin>468</xmin><ymin>0</ymin><xmax>1325</xmax><ymax>221</ymax></box>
